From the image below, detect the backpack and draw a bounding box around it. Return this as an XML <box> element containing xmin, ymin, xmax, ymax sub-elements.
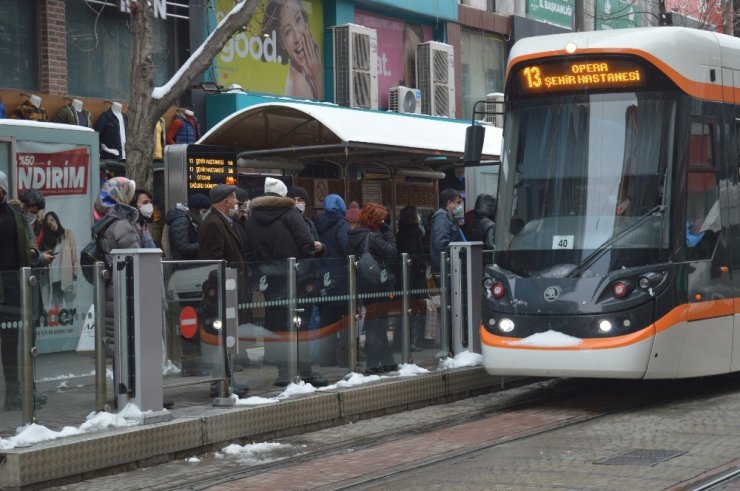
<box><xmin>80</xmin><ymin>215</ymin><xmax>118</xmax><ymax>284</ymax></box>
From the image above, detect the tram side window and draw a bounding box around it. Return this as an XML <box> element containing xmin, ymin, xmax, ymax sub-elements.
<box><xmin>686</xmin><ymin>121</ymin><xmax>720</xmax><ymax>259</ymax></box>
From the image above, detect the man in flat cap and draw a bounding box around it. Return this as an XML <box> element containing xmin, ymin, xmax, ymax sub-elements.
<box><xmin>198</xmin><ymin>184</ymin><xmax>244</xmax><ymax>264</ymax></box>
<box><xmin>198</xmin><ymin>183</ymin><xmax>247</xmax><ymax>397</ymax></box>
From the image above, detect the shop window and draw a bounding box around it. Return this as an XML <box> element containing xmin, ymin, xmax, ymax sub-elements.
<box><xmin>460</xmin><ymin>29</ymin><xmax>505</xmax><ymax>120</ymax></box>
<box><xmin>0</xmin><ymin>1</ymin><xmax>39</xmax><ymax>89</ymax></box>
<box><xmin>66</xmin><ymin>2</ymin><xmax>180</xmax><ymax>100</ymax></box>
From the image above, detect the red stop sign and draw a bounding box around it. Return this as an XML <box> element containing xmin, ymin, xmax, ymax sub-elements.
<box><xmin>179</xmin><ymin>306</ymin><xmax>198</xmax><ymax>339</ymax></box>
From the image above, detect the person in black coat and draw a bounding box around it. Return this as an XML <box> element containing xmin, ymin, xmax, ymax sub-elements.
<box><xmin>165</xmin><ymin>194</ymin><xmax>211</xmax><ymax>260</ymax></box>
<box><xmin>464</xmin><ymin>193</ymin><xmax>496</xmax><ymax>250</ymax></box>
<box><xmin>347</xmin><ymin>202</ymin><xmax>398</xmax><ymax>373</ymax></box>
<box><xmin>313</xmin><ymin>194</ymin><xmax>350</xmax><ymax>365</ymax></box>
<box><xmin>396</xmin><ymin>205</ymin><xmax>426</xmax><ymax>351</ymax></box>
<box><xmin>244</xmin><ymin>178</ymin><xmax>323</xmax><ymax>386</ymax></box>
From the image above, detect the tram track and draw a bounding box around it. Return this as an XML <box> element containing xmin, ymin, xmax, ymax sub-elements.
<box><xmin>163</xmin><ymin>375</ymin><xmax>740</xmax><ymax>491</ymax></box>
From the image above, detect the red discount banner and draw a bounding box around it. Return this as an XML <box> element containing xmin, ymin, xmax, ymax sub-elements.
<box><xmin>16</xmin><ymin>147</ymin><xmax>89</xmax><ymax>196</ymax></box>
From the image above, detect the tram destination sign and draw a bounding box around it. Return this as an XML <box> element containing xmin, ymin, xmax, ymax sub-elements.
<box><xmin>185</xmin><ymin>145</ymin><xmax>237</xmax><ymax>192</ymax></box>
<box><xmin>516</xmin><ymin>58</ymin><xmax>645</xmax><ymax>94</ymax></box>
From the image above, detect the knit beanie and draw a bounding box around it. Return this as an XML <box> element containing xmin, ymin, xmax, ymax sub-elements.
<box><xmin>289</xmin><ymin>186</ymin><xmax>309</xmax><ymax>202</ymax></box>
<box><xmin>187</xmin><ymin>193</ymin><xmax>211</xmax><ymax>210</ymax></box>
<box><xmin>264</xmin><ymin>177</ymin><xmax>287</xmax><ymax>197</ymax></box>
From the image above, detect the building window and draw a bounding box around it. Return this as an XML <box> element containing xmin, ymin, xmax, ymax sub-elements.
<box><xmin>460</xmin><ymin>29</ymin><xmax>505</xmax><ymax>120</ymax></box>
<box><xmin>0</xmin><ymin>1</ymin><xmax>39</xmax><ymax>90</ymax></box>
<box><xmin>66</xmin><ymin>2</ymin><xmax>181</xmax><ymax>100</ymax></box>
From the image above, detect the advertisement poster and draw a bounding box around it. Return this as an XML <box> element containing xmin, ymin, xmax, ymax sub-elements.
<box><xmin>354</xmin><ymin>10</ymin><xmax>433</xmax><ymax>109</ymax></box>
<box><xmin>14</xmin><ymin>141</ymin><xmax>93</xmax><ymax>353</ymax></box>
<box><xmin>595</xmin><ymin>0</ymin><xmax>642</xmax><ymax>30</ymax></box>
<box><xmin>212</xmin><ymin>0</ymin><xmax>325</xmax><ymax>100</ymax></box>
<box><xmin>526</xmin><ymin>0</ymin><xmax>575</xmax><ymax>29</ymax></box>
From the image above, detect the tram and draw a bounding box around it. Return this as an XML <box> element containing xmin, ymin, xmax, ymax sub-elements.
<box><xmin>480</xmin><ymin>27</ymin><xmax>740</xmax><ymax>379</ymax></box>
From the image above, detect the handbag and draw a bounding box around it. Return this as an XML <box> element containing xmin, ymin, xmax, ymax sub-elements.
<box><xmin>357</xmin><ymin>233</ymin><xmax>395</xmax><ymax>291</ymax></box>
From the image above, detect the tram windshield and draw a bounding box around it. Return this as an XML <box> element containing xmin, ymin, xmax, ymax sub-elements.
<box><xmin>495</xmin><ymin>92</ymin><xmax>675</xmax><ymax>278</ymax></box>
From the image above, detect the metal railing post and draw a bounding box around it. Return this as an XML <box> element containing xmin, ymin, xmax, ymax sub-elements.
<box><xmin>20</xmin><ymin>267</ymin><xmax>35</xmax><ymax>424</ymax></box>
<box><xmin>287</xmin><ymin>258</ymin><xmax>298</xmax><ymax>381</ymax></box>
<box><xmin>401</xmin><ymin>253</ymin><xmax>411</xmax><ymax>363</ymax></box>
<box><xmin>439</xmin><ymin>252</ymin><xmax>450</xmax><ymax>355</ymax></box>
<box><xmin>93</xmin><ymin>261</ymin><xmax>108</xmax><ymax>411</ymax></box>
<box><xmin>348</xmin><ymin>255</ymin><xmax>358</xmax><ymax>372</ymax></box>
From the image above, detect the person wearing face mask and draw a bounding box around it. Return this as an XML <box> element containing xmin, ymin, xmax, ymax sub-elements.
<box><xmin>164</xmin><ymin>194</ymin><xmax>211</xmax><ymax>260</ymax></box>
<box><xmin>131</xmin><ymin>189</ymin><xmax>157</xmax><ymax>248</ymax></box>
<box><xmin>18</xmin><ymin>189</ymin><xmax>46</xmax><ymax>242</ymax></box>
<box><xmin>395</xmin><ymin>205</ymin><xmax>427</xmax><ymax>352</ymax></box>
<box><xmin>0</xmin><ymin>172</ymin><xmax>52</xmax><ymax>410</ymax></box>
<box><xmin>198</xmin><ymin>184</ymin><xmax>245</xmax><ymax>265</ymax></box>
<box><xmin>429</xmin><ymin>188</ymin><xmax>466</xmax><ymax>275</ymax></box>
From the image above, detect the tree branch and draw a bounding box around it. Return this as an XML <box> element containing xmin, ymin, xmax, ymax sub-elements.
<box><xmin>149</xmin><ymin>0</ymin><xmax>261</xmax><ymax>116</ymax></box>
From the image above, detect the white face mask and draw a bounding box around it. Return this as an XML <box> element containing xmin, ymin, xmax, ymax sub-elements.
<box><xmin>139</xmin><ymin>203</ymin><xmax>154</xmax><ymax>218</ymax></box>
<box><xmin>25</xmin><ymin>211</ymin><xmax>37</xmax><ymax>225</ymax></box>
<box><xmin>228</xmin><ymin>204</ymin><xmax>240</xmax><ymax>217</ymax></box>
<box><xmin>199</xmin><ymin>209</ymin><xmax>209</xmax><ymax>221</ymax></box>
<box><xmin>295</xmin><ymin>203</ymin><xmax>306</xmax><ymax>214</ymax></box>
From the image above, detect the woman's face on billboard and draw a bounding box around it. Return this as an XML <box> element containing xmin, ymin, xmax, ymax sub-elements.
<box><xmin>278</xmin><ymin>0</ymin><xmax>309</xmax><ymax>68</ymax></box>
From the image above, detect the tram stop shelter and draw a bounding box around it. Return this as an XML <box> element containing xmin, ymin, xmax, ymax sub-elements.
<box><xmin>197</xmin><ymin>98</ymin><xmax>502</xmax><ymax>171</ymax></box>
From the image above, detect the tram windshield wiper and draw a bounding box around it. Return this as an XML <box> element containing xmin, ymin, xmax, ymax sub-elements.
<box><xmin>567</xmin><ymin>204</ymin><xmax>666</xmax><ymax>278</ymax></box>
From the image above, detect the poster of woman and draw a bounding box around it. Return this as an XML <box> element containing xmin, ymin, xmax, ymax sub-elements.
<box><xmin>213</xmin><ymin>0</ymin><xmax>324</xmax><ymax>100</ymax></box>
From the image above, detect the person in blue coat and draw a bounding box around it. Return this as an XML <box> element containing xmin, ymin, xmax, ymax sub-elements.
<box><xmin>313</xmin><ymin>194</ymin><xmax>350</xmax><ymax>365</ymax></box>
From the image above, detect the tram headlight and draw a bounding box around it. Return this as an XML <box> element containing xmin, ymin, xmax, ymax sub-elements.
<box><xmin>611</xmin><ymin>280</ymin><xmax>632</xmax><ymax>299</ymax></box>
<box><xmin>598</xmin><ymin>320</ymin><xmax>613</xmax><ymax>333</ymax></box>
<box><xmin>499</xmin><ymin>318</ymin><xmax>515</xmax><ymax>333</ymax></box>
<box><xmin>638</xmin><ymin>272</ymin><xmax>663</xmax><ymax>290</ymax></box>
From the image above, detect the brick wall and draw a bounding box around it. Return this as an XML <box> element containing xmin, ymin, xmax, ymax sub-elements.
<box><xmin>39</xmin><ymin>0</ymin><xmax>68</xmax><ymax>95</ymax></box>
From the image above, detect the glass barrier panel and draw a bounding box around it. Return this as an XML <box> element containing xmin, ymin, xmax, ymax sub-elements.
<box><xmin>407</xmin><ymin>254</ymin><xmax>444</xmax><ymax>370</ymax></box>
<box><xmin>0</xmin><ymin>269</ymin><xmax>23</xmax><ymax>434</ymax></box>
<box><xmin>230</xmin><ymin>259</ymin><xmax>292</xmax><ymax>393</ymax></box>
<box><xmin>162</xmin><ymin>260</ymin><xmax>225</xmax><ymax>405</ymax></box>
<box><xmin>295</xmin><ymin>256</ymin><xmax>351</xmax><ymax>387</ymax></box>
<box><xmin>33</xmin><ymin>265</ymin><xmax>98</xmax><ymax>428</ymax></box>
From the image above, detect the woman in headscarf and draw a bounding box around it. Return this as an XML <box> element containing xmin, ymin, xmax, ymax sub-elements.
<box><xmin>94</xmin><ymin>177</ymin><xmax>141</xmax><ymax>354</ymax></box>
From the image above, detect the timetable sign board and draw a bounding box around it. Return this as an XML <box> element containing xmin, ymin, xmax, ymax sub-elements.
<box><xmin>185</xmin><ymin>145</ymin><xmax>237</xmax><ymax>191</ymax></box>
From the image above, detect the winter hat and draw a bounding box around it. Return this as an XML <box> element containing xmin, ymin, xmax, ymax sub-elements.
<box><xmin>323</xmin><ymin>194</ymin><xmax>346</xmax><ymax>215</ymax></box>
<box><xmin>94</xmin><ymin>176</ymin><xmax>136</xmax><ymax>220</ymax></box>
<box><xmin>235</xmin><ymin>188</ymin><xmax>250</xmax><ymax>204</ymax></box>
<box><xmin>264</xmin><ymin>177</ymin><xmax>287</xmax><ymax>197</ymax></box>
<box><xmin>289</xmin><ymin>186</ymin><xmax>309</xmax><ymax>203</ymax></box>
<box><xmin>209</xmin><ymin>184</ymin><xmax>237</xmax><ymax>204</ymax></box>
<box><xmin>0</xmin><ymin>171</ymin><xmax>7</xmax><ymax>194</ymax></box>
<box><xmin>187</xmin><ymin>193</ymin><xmax>211</xmax><ymax>210</ymax></box>
<box><xmin>346</xmin><ymin>201</ymin><xmax>360</xmax><ymax>224</ymax></box>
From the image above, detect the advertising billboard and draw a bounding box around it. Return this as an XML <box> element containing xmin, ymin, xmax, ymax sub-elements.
<box><xmin>14</xmin><ymin>141</ymin><xmax>94</xmax><ymax>353</ymax></box>
<box><xmin>354</xmin><ymin>10</ymin><xmax>433</xmax><ymax>109</ymax></box>
<box><xmin>211</xmin><ymin>0</ymin><xmax>325</xmax><ymax>100</ymax></box>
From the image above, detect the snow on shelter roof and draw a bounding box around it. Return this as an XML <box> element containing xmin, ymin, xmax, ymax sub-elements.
<box><xmin>198</xmin><ymin>101</ymin><xmax>502</xmax><ymax>167</ymax></box>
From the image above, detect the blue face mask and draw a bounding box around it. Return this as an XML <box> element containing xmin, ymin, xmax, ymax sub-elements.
<box><xmin>453</xmin><ymin>203</ymin><xmax>464</xmax><ymax>218</ymax></box>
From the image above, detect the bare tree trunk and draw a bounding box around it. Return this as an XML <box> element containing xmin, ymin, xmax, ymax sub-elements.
<box><xmin>124</xmin><ymin>0</ymin><xmax>262</xmax><ymax>191</ymax></box>
<box><xmin>127</xmin><ymin>0</ymin><xmax>158</xmax><ymax>190</ymax></box>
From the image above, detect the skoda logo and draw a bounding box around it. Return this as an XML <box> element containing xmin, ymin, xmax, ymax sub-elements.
<box><xmin>543</xmin><ymin>286</ymin><xmax>561</xmax><ymax>302</ymax></box>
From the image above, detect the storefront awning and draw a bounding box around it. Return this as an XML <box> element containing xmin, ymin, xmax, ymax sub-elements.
<box><xmin>198</xmin><ymin>101</ymin><xmax>502</xmax><ymax>170</ymax></box>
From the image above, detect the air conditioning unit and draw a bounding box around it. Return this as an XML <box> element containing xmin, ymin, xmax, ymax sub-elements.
<box><xmin>333</xmin><ymin>24</ymin><xmax>378</xmax><ymax>110</ymax></box>
<box><xmin>483</xmin><ymin>92</ymin><xmax>504</xmax><ymax>128</ymax></box>
<box><xmin>416</xmin><ymin>41</ymin><xmax>455</xmax><ymax>118</ymax></box>
<box><xmin>389</xmin><ymin>86</ymin><xmax>422</xmax><ymax>114</ymax></box>
<box><xmin>461</xmin><ymin>0</ymin><xmax>487</xmax><ymax>9</ymax></box>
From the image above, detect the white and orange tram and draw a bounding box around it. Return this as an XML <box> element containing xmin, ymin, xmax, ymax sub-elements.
<box><xmin>481</xmin><ymin>27</ymin><xmax>740</xmax><ymax>379</ymax></box>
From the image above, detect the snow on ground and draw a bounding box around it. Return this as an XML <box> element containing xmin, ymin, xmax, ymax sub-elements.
<box><xmin>1</xmin><ymin>350</ymin><xmax>486</xmax><ymax>448</ymax></box>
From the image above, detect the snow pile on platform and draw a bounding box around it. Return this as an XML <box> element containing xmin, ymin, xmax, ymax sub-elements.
<box><xmin>439</xmin><ymin>350</ymin><xmax>483</xmax><ymax>369</ymax></box>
